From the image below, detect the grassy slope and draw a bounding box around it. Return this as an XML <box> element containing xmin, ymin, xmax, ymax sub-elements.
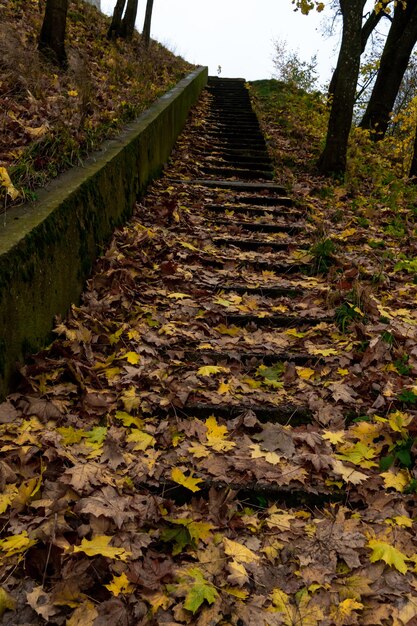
<box><xmin>0</xmin><ymin>0</ymin><xmax>193</xmax><ymax>206</ymax></box>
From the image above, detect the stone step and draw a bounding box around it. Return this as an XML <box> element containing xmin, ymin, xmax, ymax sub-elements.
<box><xmin>204</xmin><ymin>204</ymin><xmax>298</xmax><ymax>216</ymax></box>
<box><xmin>209</xmin><ymin>138</ymin><xmax>267</xmax><ymax>150</ymax></box>
<box><xmin>209</xmin><ymin>154</ymin><xmax>273</xmax><ymax>166</ymax></box>
<box><xmin>171</xmin><ymin>179</ymin><xmax>287</xmax><ymax>193</ymax></box>
<box><xmin>139</xmin><ymin>479</ymin><xmax>340</xmax><ymax>508</ymax></box>
<box><xmin>209</xmin><ymin>219</ymin><xmax>303</xmax><ymax>234</ymax></box>
<box><xmin>204</xmin><ymin>283</ymin><xmax>303</xmax><ymax>296</ymax></box>
<box><xmin>201</xmin><ymin>167</ymin><xmax>274</xmax><ymax>180</ymax></box>
<box><xmin>174</xmin><ymin>402</ymin><xmax>312</xmax><ymax>425</ymax></box>
<box><xmin>200</xmin><ymin>256</ymin><xmax>312</xmax><ymax>274</ymax></box>
<box><xmin>205</xmin><ymin>155</ymin><xmax>274</xmax><ymax>171</ymax></box>
<box><xmin>207</xmin><ymin>129</ymin><xmax>263</xmax><ymax>138</ymax></box>
<box><xmin>177</xmin><ymin>349</ymin><xmax>316</xmax><ymax>365</ymax></box>
<box><xmin>212</xmin><ymin>237</ymin><xmax>293</xmax><ymax>251</ymax></box>
<box><xmin>222</xmin><ymin>313</ymin><xmax>332</xmax><ymax>327</ymax></box>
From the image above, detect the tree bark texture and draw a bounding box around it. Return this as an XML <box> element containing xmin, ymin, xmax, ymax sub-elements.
<box><xmin>38</xmin><ymin>0</ymin><xmax>69</xmax><ymax>67</ymax></box>
<box><xmin>328</xmin><ymin>2</ymin><xmax>389</xmax><ymax>100</ymax></box>
<box><xmin>120</xmin><ymin>0</ymin><xmax>139</xmax><ymax>39</ymax></box>
<box><xmin>107</xmin><ymin>0</ymin><xmax>126</xmax><ymax>39</ymax></box>
<box><xmin>142</xmin><ymin>0</ymin><xmax>154</xmax><ymax>48</ymax></box>
<box><xmin>318</xmin><ymin>0</ymin><xmax>366</xmax><ymax>175</ymax></box>
<box><xmin>360</xmin><ymin>0</ymin><xmax>417</xmax><ymax>138</ymax></box>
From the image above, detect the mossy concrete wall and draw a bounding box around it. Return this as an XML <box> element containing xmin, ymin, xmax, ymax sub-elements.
<box><xmin>0</xmin><ymin>66</ymin><xmax>208</xmax><ymax>397</ymax></box>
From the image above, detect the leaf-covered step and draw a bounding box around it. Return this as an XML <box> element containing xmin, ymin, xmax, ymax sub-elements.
<box><xmin>205</xmin><ymin>202</ymin><xmax>295</xmax><ymax>215</ymax></box>
<box><xmin>171</xmin><ymin>179</ymin><xmax>287</xmax><ymax>194</ymax></box>
<box><xmin>176</xmin><ymin>349</ymin><xmax>317</xmax><ymax>366</ymax></box>
<box><xmin>210</xmin><ymin>283</ymin><xmax>303</xmax><ymax>297</ymax></box>
<box><xmin>209</xmin><ymin>219</ymin><xmax>304</xmax><ymax>234</ymax></box>
<box><xmin>169</xmin><ymin>402</ymin><xmax>312</xmax><ymax>425</ymax></box>
<box><xmin>201</xmin><ymin>167</ymin><xmax>274</xmax><ymax>181</ymax></box>
<box><xmin>202</xmin><ymin>158</ymin><xmax>274</xmax><ymax>171</ymax></box>
<box><xmin>206</xmin><ymin>154</ymin><xmax>273</xmax><ymax>167</ymax></box>
<box><xmin>222</xmin><ymin>313</ymin><xmax>332</xmax><ymax>327</ymax></box>
<box><xmin>201</xmin><ymin>256</ymin><xmax>312</xmax><ymax>274</ymax></box>
<box><xmin>137</xmin><ymin>480</ymin><xmax>343</xmax><ymax>508</ymax></box>
<box><xmin>212</xmin><ymin>237</ymin><xmax>296</xmax><ymax>251</ymax></box>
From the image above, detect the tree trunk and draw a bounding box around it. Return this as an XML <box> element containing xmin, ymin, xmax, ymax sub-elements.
<box><xmin>107</xmin><ymin>0</ymin><xmax>126</xmax><ymax>39</ymax></box>
<box><xmin>142</xmin><ymin>0</ymin><xmax>154</xmax><ymax>48</ymax></box>
<box><xmin>328</xmin><ymin>2</ymin><xmax>388</xmax><ymax>100</ymax></box>
<box><xmin>120</xmin><ymin>0</ymin><xmax>138</xmax><ymax>39</ymax></box>
<box><xmin>318</xmin><ymin>0</ymin><xmax>366</xmax><ymax>176</ymax></box>
<box><xmin>360</xmin><ymin>0</ymin><xmax>417</xmax><ymax>139</ymax></box>
<box><xmin>38</xmin><ymin>0</ymin><xmax>68</xmax><ymax>68</ymax></box>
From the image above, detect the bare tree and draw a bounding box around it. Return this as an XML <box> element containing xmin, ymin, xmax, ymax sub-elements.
<box><xmin>360</xmin><ymin>0</ymin><xmax>417</xmax><ymax>139</ymax></box>
<box><xmin>142</xmin><ymin>0</ymin><xmax>154</xmax><ymax>48</ymax></box>
<box><xmin>107</xmin><ymin>0</ymin><xmax>138</xmax><ymax>40</ymax></box>
<box><xmin>38</xmin><ymin>0</ymin><xmax>69</xmax><ymax>67</ymax></box>
<box><xmin>318</xmin><ymin>0</ymin><xmax>366</xmax><ymax>175</ymax></box>
<box><xmin>107</xmin><ymin>0</ymin><xmax>126</xmax><ymax>39</ymax></box>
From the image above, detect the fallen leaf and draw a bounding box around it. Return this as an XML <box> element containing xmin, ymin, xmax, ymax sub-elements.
<box><xmin>72</xmin><ymin>536</ymin><xmax>131</xmax><ymax>561</ymax></box>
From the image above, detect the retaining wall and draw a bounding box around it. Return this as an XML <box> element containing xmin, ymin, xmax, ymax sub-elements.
<box><xmin>0</xmin><ymin>66</ymin><xmax>208</xmax><ymax>397</ymax></box>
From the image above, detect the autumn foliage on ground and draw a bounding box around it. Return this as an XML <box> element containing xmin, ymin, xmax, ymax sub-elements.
<box><xmin>0</xmin><ymin>0</ymin><xmax>192</xmax><ymax>207</ymax></box>
<box><xmin>2</xmin><ymin>75</ymin><xmax>417</xmax><ymax>623</ymax></box>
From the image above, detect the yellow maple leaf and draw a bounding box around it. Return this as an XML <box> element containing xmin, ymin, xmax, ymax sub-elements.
<box><xmin>214</xmin><ymin>324</ymin><xmax>241</xmax><ymax>336</ymax></box>
<box><xmin>388</xmin><ymin>410</ymin><xmax>412</xmax><ymax>433</ymax></box>
<box><xmin>121</xmin><ymin>351</ymin><xmax>141</xmax><ymax>365</ymax></box>
<box><xmin>331</xmin><ymin>598</ymin><xmax>364</xmax><ymax>623</ymax></box>
<box><xmin>205</xmin><ymin>415</ymin><xmax>235</xmax><ymax>452</ymax></box>
<box><xmin>126</xmin><ymin>430</ymin><xmax>155</xmax><ymax>451</ymax></box>
<box><xmin>296</xmin><ymin>366</ymin><xmax>316</xmax><ymax>380</ymax></box>
<box><xmin>105</xmin><ymin>572</ymin><xmax>134</xmax><ymax>596</ymax></box>
<box><xmin>385</xmin><ymin>515</ymin><xmax>413</xmax><ymax>528</ymax></box>
<box><xmin>120</xmin><ymin>386</ymin><xmax>140</xmax><ymax>412</ymax></box>
<box><xmin>285</xmin><ymin>328</ymin><xmax>306</xmax><ymax>338</ymax></box>
<box><xmin>331</xmin><ymin>460</ymin><xmax>368</xmax><ymax>484</ymax></box>
<box><xmin>197</xmin><ymin>365</ymin><xmax>229</xmax><ymax>376</ymax></box>
<box><xmin>188</xmin><ymin>443</ymin><xmax>210</xmax><ymax>458</ymax></box>
<box><xmin>368</xmin><ymin>539</ymin><xmax>408</xmax><ymax>574</ymax></box>
<box><xmin>250</xmin><ymin>444</ymin><xmax>281</xmax><ymax>465</ymax></box>
<box><xmin>171</xmin><ymin>468</ymin><xmax>202</xmax><ymax>492</ymax></box>
<box><xmin>338</xmin><ymin>228</ymin><xmax>357</xmax><ymax>240</ymax></box>
<box><xmin>227</xmin><ymin>559</ymin><xmax>249</xmax><ymax>587</ymax></box>
<box><xmin>115</xmin><ymin>411</ymin><xmax>143</xmax><ymax>428</ymax></box>
<box><xmin>67</xmin><ymin>89</ymin><xmax>78</xmax><ymax>97</ymax></box>
<box><xmin>0</xmin><ymin>531</ymin><xmax>37</xmax><ymax>558</ymax></box>
<box><xmin>0</xmin><ymin>485</ymin><xmax>18</xmax><ymax>514</ymax></box>
<box><xmin>72</xmin><ymin>536</ymin><xmax>131</xmax><ymax>561</ymax></box>
<box><xmin>223</xmin><ymin>537</ymin><xmax>260</xmax><ymax>564</ymax></box>
<box><xmin>270</xmin><ymin>587</ymin><xmax>290</xmax><ymax>612</ymax></box>
<box><xmin>266</xmin><ymin>507</ymin><xmax>296</xmax><ymax>531</ymax></box>
<box><xmin>337</xmin><ymin>368</ymin><xmax>349</xmax><ymax>376</ymax></box>
<box><xmin>322</xmin><ymin>430</ymin><xmax>345</xmax><ymax>445</ymax></box>
<box><xmin>381</xmin><ymin>469</ymin><xmax>410</xmax><ymax>493</ymax></box>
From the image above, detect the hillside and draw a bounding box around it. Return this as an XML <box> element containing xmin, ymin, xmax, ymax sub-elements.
<box><xmin>0</xmin><ymin>0</ymin><xmax>193</xmax><ymax>207</ymax></box>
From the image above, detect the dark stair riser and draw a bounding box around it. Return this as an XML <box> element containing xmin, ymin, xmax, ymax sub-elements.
<box><xmin>201</xmin><ymin>167</ymin><xmax>274</xmax><ymax>181</ymax></box>
<box><xmin>213</xmin><ymin>238</ymin><xmax>295</xmax><ymax>250</ymax></box>
<box><xmin>208</xmin><ymin>220</ymin><xmax>303</xmax><ymax>234</ymax></box>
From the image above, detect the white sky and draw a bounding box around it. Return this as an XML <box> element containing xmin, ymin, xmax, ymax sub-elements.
<box><xmin>100</xmin><ymin>0</ymin><xmax>339</xmax><ymax>85</ymax></box>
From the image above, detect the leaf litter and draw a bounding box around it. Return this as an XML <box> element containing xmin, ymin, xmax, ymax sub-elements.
<box><xmin>0</xmin><ymin>84</ymin><xmax>417</xmax><ymax>625</ymax></box>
